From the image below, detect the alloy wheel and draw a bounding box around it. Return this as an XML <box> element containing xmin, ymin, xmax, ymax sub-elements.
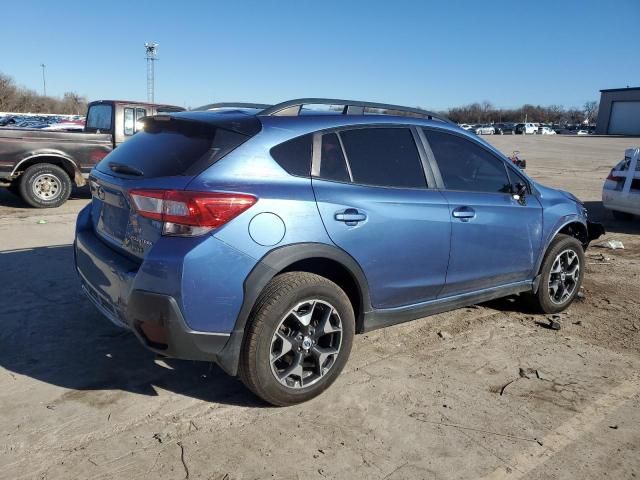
<box><xmin>548</xmin><ymin>249</ymin><xmax>580</xmax><ymax>305</ymax></box>
<box><xmin>270</xmin><ymin>299</ymin><xmax>343</xmax><ymax>389</ymax></box>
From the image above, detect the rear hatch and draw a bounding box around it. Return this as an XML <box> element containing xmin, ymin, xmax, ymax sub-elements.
<box><xmin>89</xmin><ymin>112</ymin><xmax>261</xmax><ymax>260</ymax></box>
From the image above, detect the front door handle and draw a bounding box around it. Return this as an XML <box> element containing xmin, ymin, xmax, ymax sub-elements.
<box><xmin>335</xmin><ymin>208</ymin><xmax>367</xmax><ymax>226</ymax></box>
<box><xmin>452</xmin><ymin>206</ymin><xmax>476</xmax><ymax>221</ymax></box>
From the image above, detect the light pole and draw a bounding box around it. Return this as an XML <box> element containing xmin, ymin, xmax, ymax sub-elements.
<box><xmin>144</xmin><ymin>43</ymin><xmax>159</xmax><ymax>103</ymax></box>
<box><xmin>40</xmin><ymin>63</ymin><xmax>47</xmax><ymax>97</ymax></box>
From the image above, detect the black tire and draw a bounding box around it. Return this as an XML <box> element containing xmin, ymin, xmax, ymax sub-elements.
<box><xmin>239</xmin><ymin>272</ymin><xmax>355</xmax><ymax>406</ymax></box>
<box><xmin>612</xmin><ymin>210</ymin><xmax>634</xmax><ymax>221</ymax></box>
<box><xmin>528</xmin><ymin>234</ymin><xmax>585</xmax><ymax>314</ymax></box>
<box><xmin>18</xmin><ymin>163</ymin><xmax>72</xmax><ymax>208</ymax></box>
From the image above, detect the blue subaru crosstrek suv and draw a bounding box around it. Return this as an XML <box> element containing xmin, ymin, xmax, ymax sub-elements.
<box><xmin>75</xmin><ymin>98</ymin><xmax>604</xmax><ymax>405</ymax></box>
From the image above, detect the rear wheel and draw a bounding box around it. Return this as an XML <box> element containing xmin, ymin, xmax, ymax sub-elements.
<box><xmin>239</xmin><ymin>272</ymin><xmax>354</xmax><ymax>406</ymax></box>
<box><xmin>612</xmin><ymin>210</ymin><xmax>634</xmax><ymax>221</ymax></box>
<box><xmin>528</xmin><ymin>234</ymin><xmax>584</xmax><ymax>314</ymax></box>
<box><xmin>18</xmin><ymin>163</ymin><xmax>72</xmax><ymax>208</ymax></box>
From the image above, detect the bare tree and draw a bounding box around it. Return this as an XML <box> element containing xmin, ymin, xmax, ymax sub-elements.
<box><xmin>0</xmin><ymin>71</ymin><xmax>87</xmax><ymax>114</ymax></box>
<box><xmin>583</xmin><ymin>101</ymin><xmax>598</xmax><ymax>125</ymax></box>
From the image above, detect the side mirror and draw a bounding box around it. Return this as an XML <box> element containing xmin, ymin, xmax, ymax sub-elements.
<box><xmin>512</xmin><ymin>182</ymin><xmax>527</xmax><ymax>205</ymax></box>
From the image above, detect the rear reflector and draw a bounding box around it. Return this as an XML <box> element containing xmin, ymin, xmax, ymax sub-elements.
<box><xmin>129</xmin><ymin>189</ymin><xmax>257</xmax><ymax>234</ymax></box>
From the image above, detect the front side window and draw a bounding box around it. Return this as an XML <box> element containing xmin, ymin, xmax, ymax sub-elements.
<box><xmin>124</xmin><ymin>108</ymin><xmax>135</xmax><ymax>136</ymax></box>
<box><xmin>339</xmin><ymin>127</ymin><xmax>426</xmax><ymax>188</ymax></box>
<box><xmin>425</xmin><ymin>129</ymin><xmax>511</xmax><ymax>193</ymax></box>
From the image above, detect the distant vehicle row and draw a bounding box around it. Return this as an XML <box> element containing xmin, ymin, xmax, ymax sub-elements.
<box><xmin>459</xmin><ymin>123</ymin><xmax>595</xmax><ymax>135</ymax></box>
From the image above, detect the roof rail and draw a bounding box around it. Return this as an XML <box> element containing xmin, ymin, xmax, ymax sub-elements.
<box><xmin>194</xmin><ymin>102</ymin><xmax>272</xmax><ymax>111</ymax></box>
<box><xmin>258</xmin><ymin>98</ymin><xmax>453</xmax><ymax>124</ymax></box>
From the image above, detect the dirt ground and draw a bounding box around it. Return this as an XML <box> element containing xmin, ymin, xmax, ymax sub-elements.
<box><xmin>0</xmin><ymin>135</ymin><xmax>639</xmax><ymax>480</ymax></box>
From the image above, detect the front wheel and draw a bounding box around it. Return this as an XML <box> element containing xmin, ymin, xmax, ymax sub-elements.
<box><xmin>239</xmin><ymin>272</ymin><xmax>355</xmax><ymax>406</ymax></box>
<box><xmin>528</xmin><ymin>234</ymin><xmax>584</xmax><ymax>314</ymax></box>
<box><xmin>18</xmin><ymin>163</ymin><xmax>72</xmax><ymax>208</ymax></box>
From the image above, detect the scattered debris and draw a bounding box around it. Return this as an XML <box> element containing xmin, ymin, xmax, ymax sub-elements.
<box><xmin>437</xmin><ymin>331</ymin><xmax>453</xmax><ymax>340</ymax></box>
<box><xmin>177</xmin><ymin>441</ymin><xmax>190</xmax><ymax>479</ymax></box>
<box><xmin>519</xmin><ymin>368</ymin><xmax>539</xmax><ymax>379</ymax></box>
<box><xmin>36</xmin><ymin>219</ymin><xmax>47</xmax><ymax>224</ymax></box>
<box><xmin>46</xmin><ymin>404</ymin><xmax>55</xmax><ymax>410</ymax></box>
<box><xmin>498</xmin><ymin>378</ymin><xmax>518</xmax><ymax>395</ymax></box>
<box><xmin>595</xmin><ymin>240</ymin><xmax>624</xmax><ymax>250</ymax></box>
<box><xmin>588</xmin><ymin>253</ymin><xmax>611</xmax><ymax>262</ymax></box>
<box><xmin>576</xmin><ymin>291</ymin><xmax>586</xmax><ymax>301</ymax></box>
<box><xmin>105</xmin><ymin>353</ymin><xmax>112</xmax><ymax>358</ymax></box>
<box><xmin>88</xmin><ymin>458</ymin><xmax>98</xmax><ymax>466</ymax></box>
<box><xmin>544</xmin><ymin>315</ymin><xmax>562</xmax><ymax>330</ymax></box>
<box><xmin>609</xmin><ymin>425</ymin><xmax>619</xmax><ymax>430</ymax></box>
<box><xmin>409</xmin><ymin>412</ymin><xmax>542</xmax><ymax>444</ymax></box>
<box><xmin>152</xmin><ymin>433</ymin><xmax>163</xmax><ymax>444</ymax></box>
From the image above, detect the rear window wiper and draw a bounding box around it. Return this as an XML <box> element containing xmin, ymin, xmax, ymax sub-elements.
<box><xmin>109</xmin><ymin>162</ymin><xmax>144</xmax><ymax>176</ymax></box>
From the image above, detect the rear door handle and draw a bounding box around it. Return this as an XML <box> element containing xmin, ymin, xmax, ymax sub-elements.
<box><xmin>452</xmin><ymin>206</ymin><xmax>476</xmax><ymax>221</ymax></box>
<box><xmin>335</xmin><ymin>208</ymin><xmax>367</xmax><ymax>226</ymax></box>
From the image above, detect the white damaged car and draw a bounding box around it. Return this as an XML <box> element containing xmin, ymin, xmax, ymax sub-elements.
<box><xmin>602</xmin><ymin>147</ymin><xmax>640</xmax><ymax>219</ymax></box>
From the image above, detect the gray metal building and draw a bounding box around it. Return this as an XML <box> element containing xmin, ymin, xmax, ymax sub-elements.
<box><xmin>596</xmin><ymin>87</ymin><xmax>640</xmax><ymax>135</ymax></box>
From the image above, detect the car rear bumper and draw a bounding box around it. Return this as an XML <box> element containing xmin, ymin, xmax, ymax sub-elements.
<box><xmin>603</xmin><ymin>189</ymin><xmax>640</xmax><ymax>216</ymax></box>
<box><xmin>74</xmin><ymin>204</ymin><xmax>255</xmax><ymax>364</ymax></box>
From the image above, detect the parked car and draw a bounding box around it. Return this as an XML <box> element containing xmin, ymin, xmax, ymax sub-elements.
<box><xmin>75</xmin><ymin>98</ymin><xmax>604</xmax><ymax>406</ymax></box>
<box><xmin>554</xmin><ymin>128</ymin><xmax>576</xmax><ymax>135</ymax></box>
<box><xmin>515</xmin><ymin>123</ymin><xmax>538</xmax><ymax>135</ymax></box>
<box><xmin>475</xmin><ymin>124</ymin><xmax>495</xmax><ymax>135</ymax></box>
<box><xmin>0</xmin><ymin>100</ymin><xmax>184</xmax><ymax>208</ymax></box>
<box><xmin>602</xmin><ymin>147</ymin><xmax>640</xmax><ymax>219</ymax></box>
<box><xmin>494</xmin><ymin>123</ymin><xmax>516</xmax><ymax>135</ymax></box>
<box><xmin>539</xmin><ymin>126</ymin><xmax>556</xmax><ymax>135</ymax></box>
<box><xmin>577</xmin><ymin>130</ymin><xmax>590</xmax><ymax>135</ymax></box>
<box><xmin>459</xmin><ymin>123</ymin><xmax>473</xmax><ymax>130</ymax></box>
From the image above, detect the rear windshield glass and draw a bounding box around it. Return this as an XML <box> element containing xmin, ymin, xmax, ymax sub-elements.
<box><xmin>96</xmin><ymin>119</ymin><xmax>250</xmax><ymax>178</ymax></box>
<box><xmin>86</xmin><ymin>104</ymin><xmax>113</xmax><ymax>130</ymax></box>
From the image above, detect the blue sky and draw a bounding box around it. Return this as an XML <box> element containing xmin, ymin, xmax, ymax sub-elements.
<box><xmin>2</xmin><ymin>0</ymin><xmax>639</xmax><ymax>110</ymax></box>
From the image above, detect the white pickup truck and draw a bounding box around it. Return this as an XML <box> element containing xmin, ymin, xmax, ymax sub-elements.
<box><xmin>602</xmin><ymin>147</ymin><xmax>640</xmax><ymax>219</ymax></box>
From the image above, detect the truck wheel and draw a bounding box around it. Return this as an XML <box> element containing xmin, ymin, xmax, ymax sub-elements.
<box><xmin>19</xmin><ymin>164</ymin><xmax>72</xmax><ymax>208</ymax></box>
<box><xmin>527</xmin><ymin>234</ymin><xmax>584</xmax><ymax>314</ymax></box>
<box><xmin>239</xmin><ymin>272</ymin><xmax>355</xmax><ymax>406</ymax></box>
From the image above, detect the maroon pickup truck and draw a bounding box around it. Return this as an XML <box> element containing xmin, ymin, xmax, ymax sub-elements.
<box><xmin>0</xmin><ymin>100</ymin><xmax>184</xmax><ymax>208</ymax></box>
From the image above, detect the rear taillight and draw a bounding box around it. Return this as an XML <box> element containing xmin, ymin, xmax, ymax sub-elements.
<box><xmin>129</xmin><ymin>189</ymin><xmax>257</xmax><ymax>236</ymax></box>
<box><xmin>606</xmin><ymin>169</ymin><xmax>624</xmax><ymax>182</ymax></box>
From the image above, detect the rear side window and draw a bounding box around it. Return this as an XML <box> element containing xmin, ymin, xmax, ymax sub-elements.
<box><xmin>340</xmin><ymin>128</ymin><xmax>426</xmax><ymax>188</ymax></box>
<box><xmin>319</xmin><ymin>133</ymin><xmax>350</xmax><ymax>182</ymax></box>
<box><xmin>96</xmin><ymin>119</ymin><xmax>250</xmax><ymax>178</ymax></box>
<box><xmin>270</xmin><ymin>134</ymin><xmax>312</xmax><ymax>177</ymax></box>
<box><xmin>425</xmin><ymin>129</ymin><xmax>511</xmax><ymax>193</ymax></box>
<box><xmin>86</xmin><ymin>104</ymin><xmax>113</xmax><ymax>131</ymax></box>
<box><xmin>124</xmin><ymin>108</ymin><xmax>135</xmax><ymax>136</ymax></box>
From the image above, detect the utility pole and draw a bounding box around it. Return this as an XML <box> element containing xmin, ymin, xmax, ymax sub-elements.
<box><xmin>40</xmin><ymin>63</ymin><xmax>47</xmax><ymax>97</ymax></box>
<box><xmin>144</xmin><ymin>43</ymin><xmax>159</xmax><ymax>104</ymax></box>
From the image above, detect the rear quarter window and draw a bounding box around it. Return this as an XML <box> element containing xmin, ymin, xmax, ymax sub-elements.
<box><xmin>270</xmin><ymin>134</ymin><xmax>312</xmax><ymax>177</ymax></box>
